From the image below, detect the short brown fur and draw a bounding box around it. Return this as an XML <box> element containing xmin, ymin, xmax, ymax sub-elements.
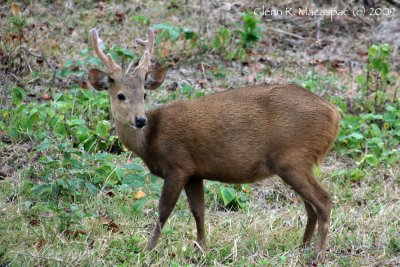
<box><xmin>88</xmin><ymin>29</ymin><xmax>340</xmax><ymax>261</ymax></box>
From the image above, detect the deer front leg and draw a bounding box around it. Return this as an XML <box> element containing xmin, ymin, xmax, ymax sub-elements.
<box><xmin>184</xmin><ymin>178</ymin><xmax>206</xmax><ymax>248</ymax></box>
<box><xmin>146</xmin><ymin>174</ymin><xmax>188</xmax><ymax>251</ymax></box>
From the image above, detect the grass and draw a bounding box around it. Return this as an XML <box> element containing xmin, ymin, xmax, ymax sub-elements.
<box><xmin>1</xmin><ymin>160</ymin><xmax>399</xmax><ymax>266</ymax></box>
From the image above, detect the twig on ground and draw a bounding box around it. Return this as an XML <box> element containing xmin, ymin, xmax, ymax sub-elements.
<box><xmin>268</xmin><ymin>27</ymin><xmax>308</xmax><ymax>40</ymax></box>
<box><xmin>200</xmin><ymin>62</ymin><xmax>208</xmax><ymax>84</ymax></box>
<box><xmin>19</xmin><ymin>46</ymin><xmax>57</xmax><ymax>86</ymax></box>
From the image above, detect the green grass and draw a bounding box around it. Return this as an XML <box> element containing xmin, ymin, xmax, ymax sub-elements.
<box><xmin>1</xmin><ymin>161</ymin><xmax>399</xmax><ymax>266</ymax></box>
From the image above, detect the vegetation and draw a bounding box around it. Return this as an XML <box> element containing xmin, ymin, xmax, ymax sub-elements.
<box><xmin>0</xmin><ymin>1</ymin><xmax>399</xmax><ymax>266</ymax></box>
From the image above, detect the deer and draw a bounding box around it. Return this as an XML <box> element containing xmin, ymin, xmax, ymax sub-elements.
<box><xmin>87</xmin><ymin>27</ymin><xmax>340</xmax><ymax>261</ymax></box>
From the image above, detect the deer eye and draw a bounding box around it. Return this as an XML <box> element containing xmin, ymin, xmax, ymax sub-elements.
<box><xmin>117</xmin><ymin>93</ymin><xmax>126</xmax><ymax>101</ymax></box>
<box><xmin>144</xmin><ymin>93</ymin><xmax>147</xmax><ymax>100</ymax></box>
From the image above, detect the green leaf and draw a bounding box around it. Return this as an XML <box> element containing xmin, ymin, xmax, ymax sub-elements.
<box><xmin>133</xmin><ymin>196</ymin><xmax>148</xmax><ymax>212</ymax></box>
<box><xmin>214</xmin><ymin>26</ymin><xmax>231</xmax><ymax>51</ymax></box>
<box><xmin>76</xmin><ymin>126</ymin><xmax>90</xmax><ymax>143</ymax></box>
<box><xmin>36</xmin><ymin>140</ymin><xmax>53</xmax><ymax>151</ymax></box>
<box><xmin>360</xmin><ymin>113</ymin><xmax>383</xmax><ymax>120</ymax></box>
<box><xmin>349</xmin><ymin>132</ymin><xmax>364</xmax><ymax>140</ymax></box>
<box><xmin>57</xmin><ymin>69</ymin><xmax>86</xmax><ymax>78</ymax></box>
<box><xmin>85</xmin><ymin>182</ymin><xmax>98</xmax><ymax>196</ymax></box>
<box><xmin>235</xmin><ymin>47</ymin><xmax>246</xmax><ymax>61</ymax></box>
<box><xmin>96</xmin><ymin>120</ymin><xmax>111</xmax><ymax>138</ymax></box>
<box><xmin>114</xmin><ymin>47</ymin><xmax>135</xmax><ymax>59</ymax></box>
<box><xmin>153</xmin><ymin>23</ymin><xmax>181</xmax><ymax>41</ymax></box>
<box><xmin>122</xmin><ymin>174</ymin><xmax>145</xmax><ymax>187</ymax></box>
<box><xmin>168</xmin><ymin>27</ymin><xmax>181</xmax><ymax>41</ymax></box>
<box><xmin>67</xmin><ymin>118</ymin><xmax>86</xmax><ymax>127</ymax></box>
<box><xmin>86</xmin><ymin>56</ymin><xmax>103</xmax><ymax>67</ymax></box>
<box><xmin>123</xmin><ymin>163</ymin><xmax>145</xmax><ymax>172</ymax></box>
<box><xmin>381</xmin><ymin>43</ymin><xmax>390</xmax><ymax>53</ymax></box>
<box><xmin>363</xmin><ymin>154</ymin><xmax>380</xmax><ymax>166</ymax></box>
<box><xmin>368</xmin><ymin>45</ymin><xmax>379</xmax><ymax>57</ymax></box>
<box><xmin>11</xmin><ymin>87</ymin><xmax>26</xmax><ymax>105</ymax></box>
<box><xmin>33</xmin><ymin>184</ymin><xmax>52</xmax><ymax>196</ymax></box>
<box><xmin>183</xmin><ymin>28</ymin><xmax>197</xmax><ymax>40</ymax></box>
<box><xmin>219</xmin><ymin>186</ymin><xmax>236</xmax><ymax>206</ymax></box>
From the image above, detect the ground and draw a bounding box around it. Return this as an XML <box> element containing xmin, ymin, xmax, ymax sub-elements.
<box><xmin>0</xmin><ymin>1</ymin><xmax>399</xmax><ymax>266</ymax></box>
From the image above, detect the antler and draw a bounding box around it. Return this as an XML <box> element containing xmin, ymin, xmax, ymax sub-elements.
<box><xmin>91</xmin><ymin>29</ymin><xmax>122</xmax><ymax>75</ymax></box>
<box><xmin>136</xmin><ymin>28</ymin><xmax>154</xmax><ymax>54</ymax></box>
<box><xmin>134</xmin><ymin>28</ymin><xmax>155</xmax><ymax>73</ymax></box>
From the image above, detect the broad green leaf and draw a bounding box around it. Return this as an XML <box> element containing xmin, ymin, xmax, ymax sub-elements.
<box><xmin>133</xmin><ymin>197</ymin><xmax>148</xmax><ymax>212</ymax></box>
<box><xmin>67</xmin><ymin>118</ymin><xmax>86</xmax><ymax>126</ymax></box>
<box><xmin>349</xmin><ymin>132</ymin><xmax>364</xmax><ymax>140</ymax></box>
<box><xmin>123</xmin><ymin>163</ymin><xmax>145</xmax><ymax>172</ymax></box>
<box><xmin>368</xmin><ymin>44</ymin><xmax>378</xmax><ymax>57</ymax></box>
<box><xmin>85</xmin><ymin>182</ymin><xmax>98</xmax><ymax>196</ymax></box>
<box><xmin>381</xmin><ymin>43</ymin><xmax>390</xmax><ymax>53</ymax></box>
<box><xmin>220</xmin><ymin>186</ymin><xmax>236</xmax><ymax>206</ymax></box>
<box><xmin>11</xmin><ymin>87</ymin><xmax>26</xmax><ymax>105</ymax></box>
<box><xmin>123</xmin><ymin>174</ymin><xmax>145</xmax><ymax>187</ymax></box>
<box><xmin>360</xmin><ymin>113</ymin><xmax>382</xmax><ymax>120</ymax></box>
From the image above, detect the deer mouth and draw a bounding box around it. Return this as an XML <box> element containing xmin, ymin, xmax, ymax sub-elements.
<box><xmin>131</xmin><ymin>124</ymin><xmax>147</xmax><ymax>129</ymax></box>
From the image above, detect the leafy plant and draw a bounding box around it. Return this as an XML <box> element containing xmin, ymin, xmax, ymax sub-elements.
<box><xmin>206</xmin><ymin>182</ymin><xmax>250</xmax><ymax>210</ymax></box>
<box><xmin>213</xmin><ymin>26</ymin><xmax>232</xmax><ymax>54</ymax></box>
<box><xmin>2</xmin><ymin>86</ymin><xmax>121</xmax><ymax>152</ymax></box>
<box><xmin>237</xmin><ymin>13</ymin><xmax>261</xmax><ymax>48</ymax></box>
<box><xmin>226</xmin><ymin>13</ymin><xmax>261</xmax><ymax>61</ymax></box>
<box><xmin>355</xmin><ymin>43</ymin><xmax>395</xmax><ymax>112</ymax></box>
<box><xmin>152</xmin><ymin>23</ymin><xmax>198</xmax><ymax>57</ymax></box>
<box><xmin>335</xmin><ymin>103</ymin><xmax>400</xmax><ymax>166</ymax></box>
<box><xmin>30</xmin><ymin>137</ymin><xmax>153</xmax><ymax>203</ymax></box>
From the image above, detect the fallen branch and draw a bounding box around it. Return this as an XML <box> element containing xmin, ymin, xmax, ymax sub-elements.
<box><xmin>268</xmin><ymin>27</ymin><xmax>308</xmax><ymax>40</ymax></box>
<box><xmin>19</xmin><ymin>46</ymin><xmax>57</xmax><ymax>86</ymax></box>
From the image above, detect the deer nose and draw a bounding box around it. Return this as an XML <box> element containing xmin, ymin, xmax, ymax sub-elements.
<box><xmin>135</xmin><ymin>116</ymin><xmax>147</xmax><ymax>128</ymax></box>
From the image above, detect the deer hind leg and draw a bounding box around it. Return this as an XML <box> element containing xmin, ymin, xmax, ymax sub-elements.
<box><xmin>184</xmin><ymin>178</ymin><xmax>206</xmax><ymax>248</ymax></box>
<box><xmin>302</xmin><ymin>200</ymin><xmax>317</xmax><ymax>248</ymax></box>
<box><xmin>146</xmin><ymin>173</ymin><xmax>188</xmax><ymax>252</ymax></box>
<box><xmin>277</xmin><ymin>165</ymin><xmax>332</xmax><ymax>261</ymax></box>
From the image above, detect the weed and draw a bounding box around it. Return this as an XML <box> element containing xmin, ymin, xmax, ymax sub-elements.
<box><xmin>356</xmin><ymin>43</ymin><xmax>396</xmax><ymax>112</ymax></box>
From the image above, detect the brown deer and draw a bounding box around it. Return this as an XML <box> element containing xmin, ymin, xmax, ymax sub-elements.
<box><xmin>88</xmin><ymin>28</ymin><xmax>340</xmax><ymax>261</ymax></box>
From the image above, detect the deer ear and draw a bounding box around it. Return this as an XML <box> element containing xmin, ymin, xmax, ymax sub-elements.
<box><xmin>89</xmin><ymin>69</ymin><xmax>113</xmax><ymax>91</ymax></box>
<box><xmin>145</xmin><ymin>66</ymin><xmax>167</xmax><ymax>90</ymax></box>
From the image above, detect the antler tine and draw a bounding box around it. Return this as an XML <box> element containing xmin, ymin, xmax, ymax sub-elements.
<box><xmin>91</xmin><ymin>29</ymin><xmax>109</xmax><ymax>68</ymax></box>
<box><xmin>107</xmin><ymin>54</ymin><xmax>122</xmax><ymax>73</ymax></box>
<box><xmin>91</xmin><ymin>29</ymin><xmax>122</xmax><ymax>74</ymax></box>
<box><xmin>134</xmin><ymin>28</ymin><xmax>155</xmax><ymax>73</ymax></box>
<box><xmin>147</xmin><ymin>28</ymin><xmax>155</xmax><ymax>54</ymax></box>
<box><xmin>135</xmin><ymin>28</ymin><xmax>155</xmax><ymax>54</ymax></box>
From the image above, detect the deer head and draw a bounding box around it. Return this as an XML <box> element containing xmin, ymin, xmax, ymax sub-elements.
<box><xmin>88</xmin><ymin>28</ymin><xmax>167</xmax><ymax>129</ymax></box>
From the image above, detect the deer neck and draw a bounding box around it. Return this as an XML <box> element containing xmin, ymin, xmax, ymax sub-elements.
<box><xmin>114</xmin><ymin>116</ymin><xmax>150</xmax><ymax>158</ymax></box>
